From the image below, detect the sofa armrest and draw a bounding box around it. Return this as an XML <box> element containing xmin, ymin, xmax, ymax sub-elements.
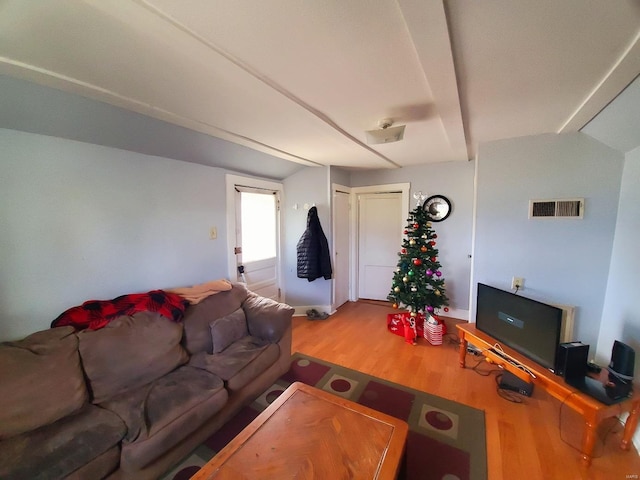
<box><xmin>242</xmin><ymin>292</ymin><xmax>294</xmax><ymax>343</ymax></box>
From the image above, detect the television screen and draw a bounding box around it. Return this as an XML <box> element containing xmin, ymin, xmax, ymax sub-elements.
<box><xmin>476</xmin><ymin>283</ymin><xmax>563</xmax><ymax>371</ymax></box>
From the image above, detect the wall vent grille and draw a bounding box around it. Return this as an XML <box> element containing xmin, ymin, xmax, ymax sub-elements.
<box><xmin>529</xmin><ymin>198</ymin><xmax>584</xmax><ymax>219</ymax></box>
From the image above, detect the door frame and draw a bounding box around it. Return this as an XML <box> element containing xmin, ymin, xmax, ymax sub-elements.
<box><xmin>350</xmin><ymin>183</ymin><xmax>411</xmax><ymax>301</ymax></box>
<box><xmin>331</xmin><ymin>183</ymin><xmax>353</xmax><ymax>310</ymax></box>
<box><xmin>225</xmin><ymin>174</ymin><xmax>285</xmax><ymax>301</ymax></box>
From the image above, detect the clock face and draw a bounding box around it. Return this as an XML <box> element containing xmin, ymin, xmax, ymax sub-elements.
<box><xmin>423</xmin><ymin>195</ymin><xmax>451</xmax><ymax>222</ymax></box>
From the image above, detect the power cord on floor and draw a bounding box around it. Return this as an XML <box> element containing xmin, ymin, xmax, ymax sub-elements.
<box><xmin>558</xmin><ymin>391</ymin><xmax>622</xmax><ymax>458</ymax></box>
<box><xmin>460</xmin><ymin>338</ymin><xmax>529</xmax><ymax>403</ymax></box>
<box><xmin>470</xmin><ymin>357</ymin><xmax>502</xmax><ymax>377</ymax></box>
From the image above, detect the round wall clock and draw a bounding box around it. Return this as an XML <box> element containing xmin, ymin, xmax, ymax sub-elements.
<box><xmin>423</xmin><ymin>195</ymin><xmax>452</xmax><ymax>222</ymax></box>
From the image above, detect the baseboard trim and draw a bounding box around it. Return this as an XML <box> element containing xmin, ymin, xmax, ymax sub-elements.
<box><xmin>292</xmin><ymin>304</ymin><xmax>469</xmax><ymax>322</ymax></box>
<box><xmin>437</xmin><ymin>308</ymin><xmax>470</xmax><ymax>322</ymax></box>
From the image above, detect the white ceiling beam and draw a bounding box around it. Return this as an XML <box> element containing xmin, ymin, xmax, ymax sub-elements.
<box><xmin>559</xmin><ymin>30</ymin><xmax>640</xmax><ymax>133</ymax></box>
<box><xmin>398</xmin><ymin>0</ymin><xmax>469</xmax><ymax>161</ymax></box>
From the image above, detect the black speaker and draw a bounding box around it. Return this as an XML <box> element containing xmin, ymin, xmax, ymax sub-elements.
<box><xmin>608</xmin><ymin>341</ymin><xmax>635</xmax><ymax>397</ymax></box>
<box><xmin>555</xmin><ymin>342</ymin><xmax>589</xmax><ymax>379</ymax></box>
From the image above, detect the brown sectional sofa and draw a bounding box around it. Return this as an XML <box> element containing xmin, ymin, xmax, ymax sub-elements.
<box><xmin>0</xmin><ymin>283</ymin><xmax>294</xmax><ymax>480</ymax></box>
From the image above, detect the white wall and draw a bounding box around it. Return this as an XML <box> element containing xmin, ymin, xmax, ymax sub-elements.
<box><xmin>597</xmin><ymin>146</ymin><xmax>640</xmax><ymax>449</ymax></box>
<box><xmin>282</xmin><ymin>165</ymin><xmax>333</xmax><ymax>309</ymax></box>
<box><xmin>0</xmin><ymin>129</ymin><xmax>230</xmax><ymax>341</ymax></box>
<box><xmin>597</xmin><ymin>146</ymin><xmax>640</xmax><ymax>367</ymax></box>
<box><xmin>472</xmin><ymin>132</ymin><xmax>624</xmax><ymax>349</ymax></box>
<box><xmin>350</xmin><ymin>160</ymin><xmax>475</xmax><ymax>314</ymax></box>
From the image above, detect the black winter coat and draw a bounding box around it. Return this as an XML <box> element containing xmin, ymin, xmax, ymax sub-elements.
<box><xmin>296</xmin><ymin>206</ymin><xmax>332</xmax><ymax>281</ymax></box>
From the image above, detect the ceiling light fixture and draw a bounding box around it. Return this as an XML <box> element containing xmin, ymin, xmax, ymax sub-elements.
<box><xmin>365</xmin><ymin>118</ymin><xmax>405</xmax><ymax>145</ymax></box>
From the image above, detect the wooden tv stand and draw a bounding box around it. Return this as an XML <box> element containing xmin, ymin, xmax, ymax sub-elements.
<box><xmin>456</xmin><ymin>323</ymin><xmax>639</xmax><ymax>466</ymax></box>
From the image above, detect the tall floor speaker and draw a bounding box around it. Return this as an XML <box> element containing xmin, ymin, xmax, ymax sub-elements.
<box><xmin>555</xmin><ymin>342</ymin><xmax>588</xmax><ymax>379</ymax></box>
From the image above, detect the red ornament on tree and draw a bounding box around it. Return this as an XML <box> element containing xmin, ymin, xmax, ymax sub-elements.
<box><xmin>413</xmin><ymin>223</ymin><xmax>419</xmax><ymax>229</ymax></box>
<box><xmin>430</xmin><ymin>241</ymin><xmax>436</xmax><ymax>246</ymax></box>
<box><xmin>431</xmin><ymin>257</ymin><xmax>437</xmax><ymax>262</ymax></box>
<box><xmin>401</xmin><ymin>248</ymin><xmax>407</xmax><ymax>254</ymax></box>
<box><xmin>413</xmin><ymin>258</ymin><xmax>422</xmax><ymax>266</ymax></box>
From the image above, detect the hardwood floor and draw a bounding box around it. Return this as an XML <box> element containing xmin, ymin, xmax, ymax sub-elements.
<box><xmin>291</xmin><ymin>301</ymin><xmax>640</xmax><ymax>480</ymax></box>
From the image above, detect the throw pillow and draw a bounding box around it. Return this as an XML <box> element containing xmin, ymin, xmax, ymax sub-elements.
<box><xmin>181</xmin><ymin>283</ymin><xmax>248</xmax><ymax>355</ymax></box>
<box><xmin>210</xmin><ymin>308</ymin><xmax>248</xmax><ymax>354</ymax></box>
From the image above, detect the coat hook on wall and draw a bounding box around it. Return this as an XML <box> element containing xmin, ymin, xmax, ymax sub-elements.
<box><xmin>303</xmin><ymin>203</ymin><xmax>316</xmax><ymax>210</ymax></box>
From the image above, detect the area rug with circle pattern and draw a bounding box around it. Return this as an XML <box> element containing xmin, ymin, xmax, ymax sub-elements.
<box><xmin>162</xmin><ymin>352</ymin><xmax>487</xmax><ymax>480</ymax></box>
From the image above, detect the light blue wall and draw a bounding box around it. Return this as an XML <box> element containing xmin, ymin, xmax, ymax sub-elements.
<box><xmin>472</xmin><ymin>132</ymin><xmax>624</xmax><ymax>348</ymax></box>
<box><xmin>0</xmin><ymin>129</ymin><xmax>230</xmax><ymax>341</ymax></box>
<box><xmin>0</xmin><ymin>75</ymin><xmax>304</xmax><ymax>181</ymax></box>
<box><xmin>350</xmin><ymin>161</ymin><xmax>475</xmax><ymax>312</ymax></box>
<box><xmin>282</xmin><ymin>166</ymin><xmax>333</xmax><ymax>307</ymax></box>
<box><xmin>597</xmin><ymin>147</ymin><xmax>640</xmax><ymax>368</ymax></box>
<box><xmin>330</xmin><ymin>166</ymin><xmax>351</xmax><ymax>188</ymax></box>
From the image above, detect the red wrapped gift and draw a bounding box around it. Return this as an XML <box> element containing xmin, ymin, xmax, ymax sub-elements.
<box><xmin>387</xmin><ymin>312</ymin><xmax>425</xmax><ymax>343</ymax></box>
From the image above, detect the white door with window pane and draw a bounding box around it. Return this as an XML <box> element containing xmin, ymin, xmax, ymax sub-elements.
<box><xmin>235</xmin><ymin>188</ymin><xmax>280</xmax><ymax>300</ymax></box>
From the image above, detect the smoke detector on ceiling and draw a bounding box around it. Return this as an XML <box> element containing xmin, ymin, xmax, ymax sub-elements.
<box><xmin>365</xmin><ymin>118</ymin><xmax>405</xmax><ymax>145</ymax></box>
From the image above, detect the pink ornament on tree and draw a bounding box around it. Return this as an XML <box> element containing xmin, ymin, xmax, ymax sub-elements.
<box><xmin>426</xmin><ymin>306</ymin><xmax>434</xmax><ymax>313</ymax></box>
<box><xmin>436</xmin><ymin>271</ymin><xmax>442</xmax><ymax>277</ymax></box>
<box><xmin>426</xmin><ymin>269</ymin><xmax>433</xmax><ymax>276</ymax></box>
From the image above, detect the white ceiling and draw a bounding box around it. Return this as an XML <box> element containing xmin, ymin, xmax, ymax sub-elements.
<box><xmin>1</xmin><ymin>0</ymin><xmax>639</xmax><ymax>171</ymax></box>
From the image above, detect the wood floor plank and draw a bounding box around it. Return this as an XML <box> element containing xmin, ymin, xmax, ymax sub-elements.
<box><xmin>291</xmin><ymin>301</ymin><xmax>640</xmax><ymax>480</ymax></box>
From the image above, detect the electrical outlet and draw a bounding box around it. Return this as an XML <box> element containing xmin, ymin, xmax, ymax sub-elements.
<box><xmin>511</xmin><ymin>277</ymin><xmax>524</xmax><ymax>290</ymax></box>
<box><xmin>209</xmin><ymin>227</ymin><xmax>217</xmax><ymax>240</ymax></box>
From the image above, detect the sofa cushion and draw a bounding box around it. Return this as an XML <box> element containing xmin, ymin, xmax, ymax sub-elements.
<box><xmin>0</xmin><ymin>404</ymin><xmax>125</xmax><ymax>480</ymax></box>
<box><xmin>100</xmin><ymin>366</ymin><xmax>228</xmax><ymax>471</ymax></box>
<box><xmin>189</xmin><ymin>336</ymin><xmax>279</xmax><ymax>391</ymax></box>
<box><xmin>242</xmin><ymin>292</ymin><xmax>294</xmax><ymax>343</ymax></box>
<box><xmin>210</xmin><ymin>308</ymin><xmax>248</xmax><ymax>353</ymax></box>
<box><xmin>182</xmin><ymin>282</ymin><xmax>249</xmax><ymax>355</ymax></box>
<box><xmin>64</xmin><ymin>445</ymin><xmax>120</xmax><ymax>480</ymax></box>
<box><xmin>0</xmin><ymin>326</ymin><xmax>88</xmax><ymax>439</ymax></box>
<box><xmin>78</xmin><ymin>311</ymin><xmax>188</xmax><ymax>403</ymax></box>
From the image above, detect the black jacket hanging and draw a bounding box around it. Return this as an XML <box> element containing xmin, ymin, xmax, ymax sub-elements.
<box><xmin>296</xmin><ymin>206</ymin><xmax>332</xmax><ymax>281</ymax></box>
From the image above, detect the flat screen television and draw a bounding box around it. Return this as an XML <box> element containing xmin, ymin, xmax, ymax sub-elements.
<box><xmin>475</xmin><ymin>283</ymin><xmax>563</xmax><ymax>371</ymax></box>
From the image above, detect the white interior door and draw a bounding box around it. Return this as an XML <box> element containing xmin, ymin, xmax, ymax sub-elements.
<box><xmin>333</xmin><ymin>189</ymin><xmax>351</xmax><ymax>309</ymax></box>
<box><xmin>357</xmin><ymin>192</ymin><xmax>403</xmax><ymax>300</ymax></box>
<box><xmin>235</xmin><ymin>187</ymin><xmax>280</xmax><ymax>300</ymax></box>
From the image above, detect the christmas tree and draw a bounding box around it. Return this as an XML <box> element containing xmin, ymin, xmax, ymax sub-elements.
<box><xmin>387</xmin><ymin>196</ymin><xmax>449</xmax><ymax>342</ymax></box>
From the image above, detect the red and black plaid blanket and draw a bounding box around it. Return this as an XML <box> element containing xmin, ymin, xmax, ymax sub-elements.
<box><xmin>51</xmin><ymin>290</ymin><xmax>188</xmax><ymax>331</ymax></box>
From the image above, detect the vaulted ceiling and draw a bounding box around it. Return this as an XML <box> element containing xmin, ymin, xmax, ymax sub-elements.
<box><xmin>1</xmin><ymin>1</ymin><xmax>639</xmax><ymax>173</ymax></box>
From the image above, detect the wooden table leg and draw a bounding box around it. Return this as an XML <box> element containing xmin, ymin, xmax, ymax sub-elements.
<box><xmin>458</xmin><ymin>331</ymin><xmax>467</xmax><ymax>368</ymax></box>
<box><xmin>580</xmin><ymin>415</ymin><xmax>598</xmax><ymax>466</ymax></box>
<box><xmin>621</xmin><ymin>400</ymin><xmax>640</xmax><ymax>450</ymax></box>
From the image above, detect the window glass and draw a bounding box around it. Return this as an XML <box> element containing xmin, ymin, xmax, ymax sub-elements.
<box><xmin>240</xmin><ymin>192</ymin><xmax>276</xmax><ymax>262</ymax></box>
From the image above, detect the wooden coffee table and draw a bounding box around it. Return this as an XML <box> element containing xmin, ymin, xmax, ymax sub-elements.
<box><xmin>191</xmin><ymin>381</ymin><xmax>408</xmax><ymax>479</ymax></box>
